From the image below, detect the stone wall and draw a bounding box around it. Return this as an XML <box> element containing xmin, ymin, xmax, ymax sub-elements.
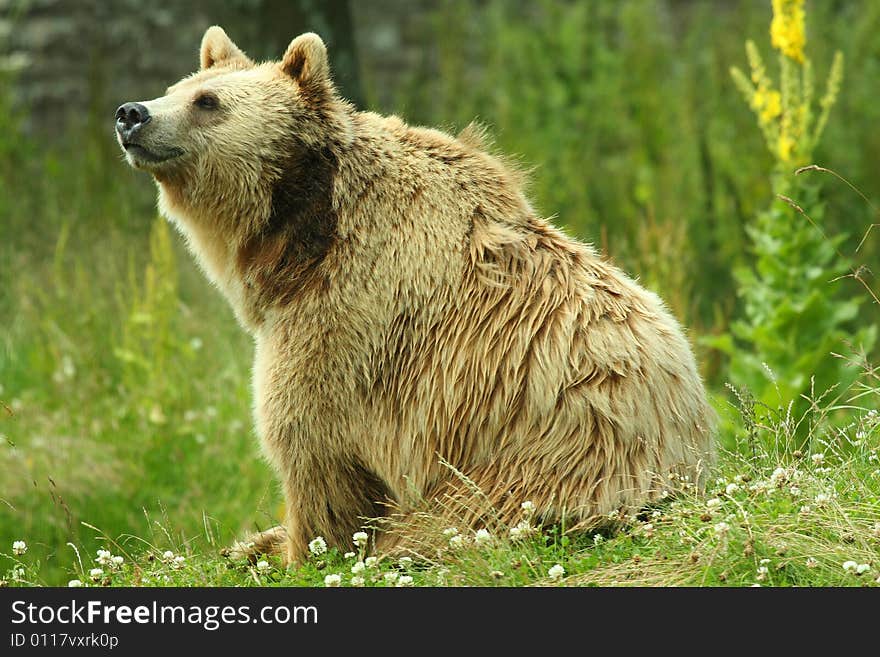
<box><xmin>0</xmin><ymin>0</ymin><xmax>441</xmax><ymax>136</ymax></box>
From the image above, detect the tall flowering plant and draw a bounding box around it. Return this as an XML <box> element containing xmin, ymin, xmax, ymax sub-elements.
<box><xmin>713</xmin><ymin>0</ymin><xmax>875</xmax><ymax>447</ymax></box>
<box><xmin>730</xmin><ymin>0</ymin><xmax>841</xmax><ymax>169</ymax></box>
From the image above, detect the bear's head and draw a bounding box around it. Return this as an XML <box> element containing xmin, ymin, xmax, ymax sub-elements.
<box><xmin>115</xmin><ymin>26</ymin><xmax>352</xmax><ymax>225</ymax></box>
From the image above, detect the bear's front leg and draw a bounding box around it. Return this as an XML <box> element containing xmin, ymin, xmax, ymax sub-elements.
<box><xmin>280</xmin><ymin>455</ymin><xmax>393</xmax><ymax>565</ymax></box>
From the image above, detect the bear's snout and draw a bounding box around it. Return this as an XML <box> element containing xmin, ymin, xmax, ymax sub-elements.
<box><xmin>115</xmin><ymin>102</ymin><xmax>151</xmax><ymax>143</ymax></box>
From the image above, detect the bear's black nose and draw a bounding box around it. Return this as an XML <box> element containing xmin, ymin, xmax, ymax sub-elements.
<box><xmin>115</xmin><ymin>102</ymin><xmax>151</xmax><ymax>140</ymax></box>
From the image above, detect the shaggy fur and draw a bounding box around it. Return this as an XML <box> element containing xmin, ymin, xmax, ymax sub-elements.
<box><xmin>117</xmin><ymin>27</ymin><xmax>715</xmax><ymax>564</ymax></box>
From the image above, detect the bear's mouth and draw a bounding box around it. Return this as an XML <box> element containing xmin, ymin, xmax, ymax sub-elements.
<box><xmin>123</xmin><ymin>142</ymin><xmax>185</xmax><ymax>166</ymax></box>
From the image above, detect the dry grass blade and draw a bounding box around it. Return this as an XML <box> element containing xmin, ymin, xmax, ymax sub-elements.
<box><xmin>777</xmin><ymin>193</ymin><xmax>880</xmax><ymax>308</ymax></box>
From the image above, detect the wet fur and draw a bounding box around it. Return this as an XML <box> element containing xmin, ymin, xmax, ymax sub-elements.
<box><xmin>128</xmin><ymin>28</ymin><xmax>715</xmax><ymax>564</ymax></box>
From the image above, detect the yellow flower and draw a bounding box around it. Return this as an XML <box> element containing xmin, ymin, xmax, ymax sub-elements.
<box><xmin>777</xmin><ymin>134</ymin><xmax>795</xmax><ymax>162</ymax></box>
<box><xmin>752</xmin><ymin>87</ymin><xmax>782</xmax><ymax>126</ymax></box>
<box><xmin>770</xmin><ymin>0</ymin><xmax>806</xmax><ymax>63</ymax></box>
<box><xmin>761</xmin><ymin>90</ymin><xmax>782</xmax><ymax>124</ymax></box>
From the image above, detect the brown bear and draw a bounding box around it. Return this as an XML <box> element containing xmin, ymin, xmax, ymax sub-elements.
<box><xmin>115</xmin><ymin>26</ymin><xmax>714</xmax><ymax>564</ymax></box>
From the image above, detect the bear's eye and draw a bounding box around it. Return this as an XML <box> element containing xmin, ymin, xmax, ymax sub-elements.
<box><xmin>194</xmin><ymin>93</ymin><xmax>219</xmax><ymax>110</ymax></box>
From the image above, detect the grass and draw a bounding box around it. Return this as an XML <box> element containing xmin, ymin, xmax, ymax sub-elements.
<box><xmin>3</xmin><ymin>432</ymin><xmax>879</xmax><ymax>588</ymax></box>
<box><xmin>1</xmin><ymin>214</ymin><xmax>281</xmax><ymax>587</ymax></box>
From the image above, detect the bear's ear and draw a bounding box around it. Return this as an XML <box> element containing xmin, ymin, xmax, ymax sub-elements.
<box><xmin>200</xmin><ymin>26</ymin><xmax>252</xmax><ymax>70</ymax></box>
<box><xmin>280</xmin><ymin>33</ymin><xmax>330</xmax><ymax>87</ymax></box>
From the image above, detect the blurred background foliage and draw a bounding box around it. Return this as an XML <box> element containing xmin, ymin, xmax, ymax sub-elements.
<box><xmin>1</xmin><ymin>0</ymin><xmax>878</xmax><ymax>583</ymax></box>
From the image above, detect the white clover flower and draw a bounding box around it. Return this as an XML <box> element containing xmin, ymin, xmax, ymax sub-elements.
<box><xmin>811</xmin><ymin>453</ymin><xmax>825</xmax><ymax>465</ymax></box>
<box><xmin>592</xmin><ymin>533</ymin><xmax>604</xmax><ymax>545</ymax></box>
<box><xmin>805</xmin><ymin>557</ymin><xmax>818</xmax><ymax>568</ymax></box>
<box><xmin>353</xmin><ymin>531</ymin><xmax>369</xmax><ymax>549</ymax></box>
<box><xmin>96</xmin><ymin>549</ymin><xmax>111</xmax><ymax>565</ymax></box>
<box><xmin>789</xmin><ymin>486</ymin><xmax>801</xmax><ymax>496</ymax></box>
<box><xmin>89</xmin><ymin>568</ymin><xmax>104</xmax><ymax>581</ymax></box>
<box><xmin>398</xmin><ymin>556</ymin><xmax>413</xmax><ymax>568</ymax></box>
<box><xmin>172</xmin><ymin>555</ymin><xmax>186</xmax><ymax>569</ymax></box>
<box><xmin>161</xmin><ymin>550</ymin><xmax>175</xmax><ymax>562</ymax></box>
<box><xmin>509</xmin><ymin>521</ymin><xmax>534</xmax><ymax>540</ymax></box>
<box><xmin>725</xmin><ymin>483</ymin><xmax>739</xmax><ymax>495</ymax></box>
<box><xmin>350</xmin><ymin>576</ymin><xmax>365</xmax><ymax>587</ymax></box>
<box><xmin>383</xmin><ymin>572</ymin><xmax>399</xmax><ymax>584</ymax></box>
<box><xmin>448</xmin><ymin>534</ymin><xmax>466</xmax><ymax>549</ymax></box>
<box><xmin>521</xmin><ymin>501</ymin><xmax>536</xmax><ymax>516</ymax></box>
<box><xmin>12</xmin><ymin>540</ymin><xmax>26</xmax><ymax>556</ymax></box>
<box><xmin>651</xmin><ymin>510</ymin><xmax>663</xmax><ymax>519</ymax></box>
<box><xmin>548</xmin><ymin>564</ymin><xmax>565</xmax><ymax>580</ymax></box>
<box><xmin>324</xmin><ymin>574</ymin><xmax>342</xmax><ymax>587</ymax></box>
<box><xmin>256</xmin><ymin>560</ymin><xmax>270</xmax><ymax>573</ymax></box>
<box><xmin>815</xmin><ymin>493</ymin><xmax>831</xmax><ymax>506</ymax></box>
<box><xmin>442</xmin><ymin>527</ymin><xmax>459</xmax><ymax>538</ymax></box>
<box><xmin>68</xmin><ymin>579</ymin><xmax>83</xmax><ymax>588</ymax></box>
<box><xmin>856</xmin><ymin>563</ymin><xmax>871</xmax><ymax>575</ymax></box>
<box><xmin>842</xmin><ymin>561</ymin><xmax>858</xmax><ymax>572</ymax></box>
<box><xmin>474</xmin><ymin>529</ymin><xmax>491</xmax><ymax>546</ymax></box>
<box><xmin>343</xmin><ymin>552</ymin><xmax>356</xmax><ymax>560</ymax></box>
<box><xmin>364</xmin><ymin>556</ymin><xmax>378</xmax><ymax>568</ymax></box>
<box><xmin>770</xmin><ymin>467</ymin><xmax>787</xmax><ymax>485</ymax></box>
<box><xmin>759</xmin><ymin>558</ymin><xmax>770</xmax><ymax>565</ymax></box>
<box><xmin>351</xmin><ymin>561</ymin><xmax>366</xmax><ymax>575</ymax></box>
<box><xmin>308</xmin><ymin>536</ymin><xmax>328</xmax><ymax>556</ymax></box>
<box><xmin>148</xmin><ymin>405</ymin><xmax>166</xmax><ymax>425</ymax></box>
<box><xmin>706</xmin><ymin>498</ymin><xmax>722</xmax><ymax>509</ymax></box>
<box><xmin>714</xmin><ymin>522</ymin><xmax>730</xmax><ymax>536</ymax></box>
<box><xmin>396</xmin><ymin>575</ymin><xmax>414</xmax><ymax>587</ymax></box>
<box><xmin>756</xmin><ymin>566</ymin><xmax>768</xmax><ymax>581</ymax></box>
<box><xmin>642</xmin><ymin>523</ymin><xmax>655</xmax><ymax>538</ymax></box>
